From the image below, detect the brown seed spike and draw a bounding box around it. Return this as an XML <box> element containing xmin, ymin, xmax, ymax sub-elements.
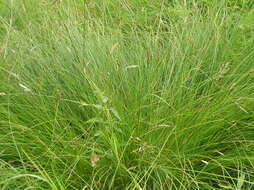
<box><xmin>90</xmin><ymin>154</ymin><xmax>100</xmax><ymax>168</ymax></box>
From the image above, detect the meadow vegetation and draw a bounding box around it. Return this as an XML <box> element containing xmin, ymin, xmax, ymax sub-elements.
<box><xmin>1</xmin><ymin>0</ymin><xmax>254</xmax><ymax>189</ymax></box>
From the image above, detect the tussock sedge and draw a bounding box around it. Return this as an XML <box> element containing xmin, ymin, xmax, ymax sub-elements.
<box><xmin>1</xmin><ymin>0</ymin><xmax>254</xmax><ymax>189</ymax></box>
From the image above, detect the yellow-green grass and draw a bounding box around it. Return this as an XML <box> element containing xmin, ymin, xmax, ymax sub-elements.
<box><xmin>0</xmin><ymin>0</ymin><xmax>254</xmax><ymax>189</ymax></box>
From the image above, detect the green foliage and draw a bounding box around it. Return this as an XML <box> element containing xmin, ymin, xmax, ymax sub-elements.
<box><xmin>0</xmin><ymin>0</ymin><xmax>254</xmax><ymax>189</ymax></box>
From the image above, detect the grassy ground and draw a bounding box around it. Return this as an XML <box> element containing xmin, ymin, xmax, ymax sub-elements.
<box><xmin>1</xmin><ymin>0</ymin><xmax>254</xmax><ymax>189</ymax></box>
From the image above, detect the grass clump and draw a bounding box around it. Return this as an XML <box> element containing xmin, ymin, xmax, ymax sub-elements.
<box><xmin>1</xmin><ymin>0</ymin><xmax>254</xmax><ymax>189</ymax></box>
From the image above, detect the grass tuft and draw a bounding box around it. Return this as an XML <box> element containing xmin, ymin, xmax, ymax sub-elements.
<box><xmin>1</xmin><ymin>0</ymin><xmax>254</xmax><ymax>189</ymax></box>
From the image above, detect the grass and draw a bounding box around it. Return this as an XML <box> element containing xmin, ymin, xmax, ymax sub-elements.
<box><xmin>1</xmin><ymin>0</ymin><xmax>254</xmax><ymax>189</ymax></box>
